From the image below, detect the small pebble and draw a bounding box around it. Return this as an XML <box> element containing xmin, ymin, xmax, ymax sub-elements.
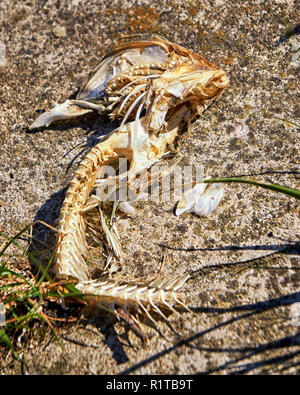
<box><xmin>232</xmin><ymin>122</ymin><xmax>250</xmax><ymax>139</ymax></box>
<box><xmin>53</xmin><ymin>25</ymin><xmax>67</xmax><ymax>38</ymax></box>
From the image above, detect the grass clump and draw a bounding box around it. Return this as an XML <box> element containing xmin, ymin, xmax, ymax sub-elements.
<box><xmin>0</xmin><ymin>223</ymin><xmax>86</xmax><ymax>361</ymax></box>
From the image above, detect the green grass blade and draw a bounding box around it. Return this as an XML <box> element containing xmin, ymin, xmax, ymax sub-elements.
<box><xmin>0</xmin><ymin>225</ymin><xmax>32</xmax><ymax>257</ymax></box>
<box><xmin>37</xmin><ymin>247</ymin><xmax>56</xmax><ymax>285</ymax></box>
<box><xmin>273</xmin><ymin>117</ymin><xmax>300</xmax><ymax>128</ymax></box>
<box><xmin>27</xmin><ymin>250</ymin><xmax>52</xmax><ymax>283</ymax></box>
<box><xmin>0</xmin><ymin>328</ymin><xmax>20</xmax><ymax>360</ymax></box>
<box><xmin>0</xmin><ymin>266</ymin><xmax>35</xmax><ymax>289</ymax></box>
<box><xmin>203</xmin><ymin>177</ymin><xmax>300</xmax><ymax>199</ymax></box>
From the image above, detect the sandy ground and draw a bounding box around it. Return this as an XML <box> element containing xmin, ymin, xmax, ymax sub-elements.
<box><xmin>0</xmin><ymin>0</ymin><xmax>299</xmax><ymax>374</ymax></box>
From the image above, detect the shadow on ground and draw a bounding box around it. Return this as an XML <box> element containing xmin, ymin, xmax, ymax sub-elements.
<box><xmin>119</xmin><ymin>291</ymin><xmax>300</xmax><ymax>374</ymax></box>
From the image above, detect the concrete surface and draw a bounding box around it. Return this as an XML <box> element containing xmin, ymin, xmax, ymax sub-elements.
<box><xmin>0</xmin><ymin>0</ymin><xmax>299</xmax><ymax>374</ymax></box>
